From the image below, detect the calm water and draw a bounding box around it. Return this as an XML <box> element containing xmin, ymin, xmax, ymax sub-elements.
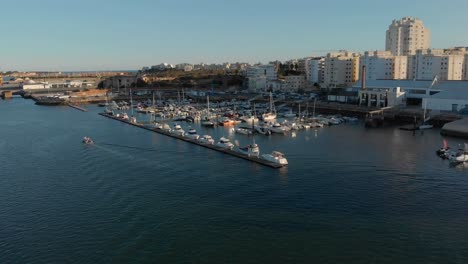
<box><xmin>1</xmin><ymin>98</ymin><xmax>468</xmax><ymax>263</ymax></box>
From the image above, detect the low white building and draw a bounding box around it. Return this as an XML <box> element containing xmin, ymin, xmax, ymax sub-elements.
<box><xmin>22</xmin><ymin>80</ymin><xmax>51</xmax><ymax>90</ymax></box>
<box><xmin>353</xmin><ymin>79</ymin><xmax>468</xmax><ymax>112</ymax></box>
<box><xmin>248</xmin><ymin>76</ymin><xmax>267</xmax><ymax>92</ymax></box>
<box><xmin>266</xmin><ymin>80</ymin><xmax>283</xmax><ymax>92</ymax></box>
<box><xmin>245</xmin><ymin>64</ymin><xmax>277</xmax><ymax>81</ymax></box>
<box><xmin>358</xmin><ymin>87</ymin><xmax>406</xmax><ymax>108</ymax></box>
<box><xmin>423</xmin><ymin>81</ymin><xmax>468</xmax><ymax>112</ymax></box>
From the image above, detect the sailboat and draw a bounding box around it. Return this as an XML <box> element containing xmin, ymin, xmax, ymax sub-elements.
<box><xmin>104</xmin><ymin>92</ymin><xmax>113</xmax><ymax>115</ymax></box>
<box><xmin>201</xmin><ymin>95</ymin><xmax>215</xmax><ymax>127</ymax></box>
<box><xmin>262</xmin><ymin>92</ymin><xmax>277</xmax><ymax>121</ymax></box>
<box><xmin>419</xmin><ymin>100</ymin><xmax>433</xmax><ymax>130</ymax></box>
<box><xmin>237</xmin><ymin>119</ymin><xmax>260</xmax><ymax>157</ymax></box>
<box><xmin>129</xmin><ymin>88</ymin><xmax>137</xmax><ymax>124</ymax></box>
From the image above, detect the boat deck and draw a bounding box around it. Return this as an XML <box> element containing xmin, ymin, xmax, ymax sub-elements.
<box><xmin>98</xmin><ymin>113</ymin><xmax>286</xmax><ymax>169</ymax></box>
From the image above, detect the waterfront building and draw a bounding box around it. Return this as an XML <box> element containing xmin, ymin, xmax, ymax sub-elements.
<box><xmin>353</xmin><ymin>79</ymin><xmax>468</xmax><ymax>111</ymax></box>
<box><xmin>323</xmin><ymin>51</ymin><xmax>360</xmax><ymax>89</ymax></box>
<box><xmin>283</xmin><ymin>75</ymin><xmax>306</xmax><ymax>92</ymax></box>
<box><xmin>305</xmin><ymin>58</ymin><xmax>325</xmax><ymax>85</ymax></box>
<box><xmin>22</xmin><ymin>80</ymin><xmax>51</xmax><ymax>90</ymax></box>
<box><xmin>423</xmin><ymin>81</ymin><xmax>468</xmax><ymax>112</ymax></box>
<box><xmin>266</xmin><ymin>79</ymin><xmax>284</xmax><ymax>92</ymax></box>
<box><xmin>408</xmin><ymin>48</ymin><xmax>466</xmax><ymax>81</ymax></box>
<box><xmin>360</xmin><ymin>51</ymin><xmax>407</xmax><ymax>80</ymax></box>
<box><xmin>248</xmin><ymin>76</ymin><xmax>267</xmax><ymax>92</ymax></box>
<box><xmin>386</xmin><ymin>17</ymin><xmax>430</xmax><ymax>56</ymax></box>
<box><xmin>358</xmin><ymin>86</ymin><xmax>406</xmax><ymax>108</ymax></box>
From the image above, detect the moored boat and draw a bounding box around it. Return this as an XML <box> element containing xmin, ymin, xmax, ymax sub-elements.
<box><xmin>216</xmin><ymin>137</ymin><xmax>234</xmax><ymax>150</ymax></box>
<box><xmin>198</xmin><ymin>135</ymin><xmax>215</xmax><ymax>145</ymax></box>
<box><xmin>171</xmin><ymin>124</ymin><xmax>185</xmax><ymax>136</ymax></box>
<box><xmin>185</xmin><ymin>128</ymin><xmax>200</xmax><ymax>140</ymax></box>
<box><xmin>261</xmin><ymin>151</ymin><xmax>288</xmax><ymax>165</ymax></box>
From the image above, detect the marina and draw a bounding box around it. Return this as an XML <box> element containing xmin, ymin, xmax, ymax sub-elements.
<box><xmin>2</xmin><ymin>98</ymin><xmax>468</xmax><ymax>263</ymax></box>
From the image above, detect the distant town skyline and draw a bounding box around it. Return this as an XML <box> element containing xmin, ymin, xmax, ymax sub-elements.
<box><xmin>1</xmin><ymin>0</ymin><xmax>467</xmax><ymax>71</ymax></box>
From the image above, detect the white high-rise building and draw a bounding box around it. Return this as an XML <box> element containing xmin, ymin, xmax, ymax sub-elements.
<box><xmin>386</xmin><ymin>17</ymin><xmax>430</xmax><ymax>56</ymax></box>
<box><xmin>360</xmin><ymin>51</ymin><xmax>407</xmax><ymax>80</ymax></box>
<box><xmin>305</xmin><ymin>58</ymin><xmax>325</xmax><ymax>84</ymax></box>
<box><xmin>323</xmin><ymin>51</ymin><xmax>360</xmax><ymax>89</ymax></box>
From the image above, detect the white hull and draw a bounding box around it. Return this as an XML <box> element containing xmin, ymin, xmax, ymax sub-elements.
<box><xmin>262</xmin><ymin>113</ymin><xmax>277</xmax><ymax>121</ymax></box>
<box><xmin>261</xmin><ymin>152</ymin><xmax>288</xmax><ymax>165</ymax></box>
<box><xmin>198</xmin><ymin>135</ymin><xmax>215</xmax><ymax>145</ymax></box>
<box><xmin>419</xmin><ymin>124</ymin><xmax>433</xmax><ymax>130</ymax></box>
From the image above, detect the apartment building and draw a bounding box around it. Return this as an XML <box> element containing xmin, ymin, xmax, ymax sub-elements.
<box><xmin>386</xmin><ymin>17</ymin><xmax>430</xmax><ymax>56</ymax></box>
<box><xmin>323</xmin><ymin>51</ymin><xmax>360</xmax><ymax>89</ymax></box>
<box><xmin>360</xmin><ymin>51</ymin><xmax>407</xmax><ymax>80</ymax></box>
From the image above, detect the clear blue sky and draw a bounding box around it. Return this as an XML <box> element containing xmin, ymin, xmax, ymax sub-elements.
<box><xmin>1</xmin><ymin>0</ymin><xmax>467</xmax><ymax>71</ymax></box>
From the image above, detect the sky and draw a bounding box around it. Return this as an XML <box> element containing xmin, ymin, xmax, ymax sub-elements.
<box><xmin>1</xmin><ymin>0</ymin><xmax>467</xmax><ymax>71</ymax></box>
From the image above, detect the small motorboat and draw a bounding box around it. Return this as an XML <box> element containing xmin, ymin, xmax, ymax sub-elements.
<box><xmin>216</xmin><ymin>137</ymin><xmax>234</xmax><ymax>150</ymax></box>
<box><xmin>238</xmin><ymin>143</ymin><xmax>260</xmax><ymax>157</ymax></box>
<box><xmin>185</xmin><ymin>128</ymin><xmax>200</xmax><ymax>140</ymax></box>
<box><xmin>262</xmin><ymin>151</ymin><xmax>288</xmax><ymax>165</ymax></box>
<box><xmin>171</xmin><ymin>124</ymin><xmax>185</xmax><ymax>136</ymax></box>
<box><xmin>201</xmin><ymin>117</ymin><xmax>215</xmax><ymax>127</ymax></box>
<box><xmin>436</xmin><ymin>139</ymin><xmax>451</xmax><ymax>159</ymax></box>
<box><xmin>235</xmin><ymin>128</ymin><xmax>252</xmax><ymax>135</ymax></box>
<box><xmin>198</xmin><ymin>135</ymin><xmax>215</xmax><ymax>145</ymax></box>
<box><xmin>82</xmin><ymin>137</ymin><xmax>94</xmax><ymax>145</ymax></box>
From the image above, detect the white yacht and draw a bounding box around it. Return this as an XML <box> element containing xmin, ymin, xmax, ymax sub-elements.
<box><xmin>161</xmin><ymin>124</ymin><xmax>171</xmax><ymax>132</ymax></box>
<box><xmin>449</xmin><ymin>144</ymin><xmax>468</xmax><ymax>163</ymax></box>
<box><xmin>201</xmin><ymin>117</ymin><xmax>215</xmax><ymax>127</ymax></box>
<box><xmin>198</xmin><ymin>135</ymin><xmax>215</xmax><ymax>145</ymax></box>
<box><xmin>235</xmin><ymin>128</ymin><xmax>252</xmax><ymax>135</ymax></box>
<box><xmin>240</xmin><ymin>115</ymin><xmax>259</xmax><ymax>124</ymax></box>
<box><xmin>262</xmin><ymin>92</ymin><xmax>276</xmax><ymax>121</ymax></box>
<box><xmin>262</xmin><ymin>112</ymin><xmax>277</xmax><ymax>122</ymax></box>
<box><xmin>262</xmin><ymin>151</ymin><xmax>288</xmax><ymax>165</ymax></box>
<box><xmin>270</xmin><ymin>123</ymin><xmax>289</xmax><ymax>133</ymax></box>
<box><xmin>171</xmin><ymin>124</ymin><xmax>185</xmax><ymax>136</ymax></box>
<box><xmin>216</xmin><ymin>137</ymin><xmax>234</xmax><ymax>150</ymax></box>
<box><xmin>238</xmin><ymin>143</ymin><xmax>260</xmax><ymax>157</ymax></box>
<box><xmin>185</xmin><ymin>128</ymin><xmax>200</xmax><ymax>140</ymax></box>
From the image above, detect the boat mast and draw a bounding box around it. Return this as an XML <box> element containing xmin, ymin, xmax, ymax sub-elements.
<box><xmin>313</xmin><ymin>97</ymin><xmax>316</xmax><ymax>119</ymax></box>
<box><xmin>269</xmin><ymin>92</ymin><xmax>273</xmax><ymax>113</ymax></box>
<box><xmin>130</xmin><ymin>88</ymin><xmax>134</xmax><ymax>116</ymax></box>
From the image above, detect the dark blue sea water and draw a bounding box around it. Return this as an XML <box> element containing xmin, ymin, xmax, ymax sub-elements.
<box><xmin>1</xmin><ymin>98</ymin><xmax>468</xmax><ymax>263</ymax></box>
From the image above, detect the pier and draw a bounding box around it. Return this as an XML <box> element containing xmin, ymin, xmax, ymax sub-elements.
<box><xmin>98</xmin><ymin>113</ymin><xmax>286</xmax><ymax>169</ymax></box>
<box><xmin>67</xmin><ymin>103</ymin><xmax>88</xmax><ymax>112</ymax></box>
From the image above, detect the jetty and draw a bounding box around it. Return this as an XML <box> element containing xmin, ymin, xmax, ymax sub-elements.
<box><xmin>441</xmin><ymin>118</ymin><xmax>468</xmax><ymax>139</ymax></box>
<box><xmin>67</xmin><ymin>103</ymin><xmax>88</xmax><ymax>112</ymax></box>
<box><xmin>98</xmin><ymin>113</ymin><xmax>286</xmax><ymax>169</ymax></box>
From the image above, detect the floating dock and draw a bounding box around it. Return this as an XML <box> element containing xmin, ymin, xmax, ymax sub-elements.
<box><xmin>98</xmin><ymin>113</ymin><xmax>286</xmax><ymax>169</ymax></box>
<box><xmin>68</xmin><ymin>103</ymin><xmax>88</xmax><ymax>112</ymax></box>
